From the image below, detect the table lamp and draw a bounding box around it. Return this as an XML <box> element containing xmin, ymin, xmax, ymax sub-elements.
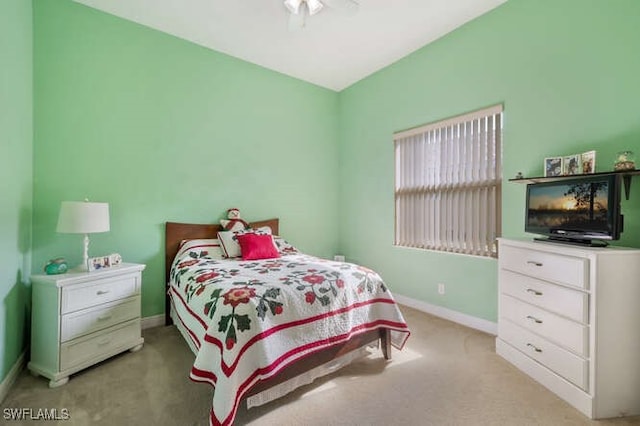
<box><xmin>56</xmin><ymin>200</ymin><xmax>110</xmax><ymax>271</ymax></box>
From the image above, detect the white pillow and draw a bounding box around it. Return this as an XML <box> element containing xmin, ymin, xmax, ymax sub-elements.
<box><xmin>177</xmin><ymin>239</ymin><xmax>224</xmax><ymax>260</ymax></box>
<box><xmin>273</xmin><ymin>236</ymin><xmax>300</xmax><ymax>255</ymax></box>
<box><xmin>217</xmin><ymin>226</ymin><xmax>272</xmax><ymax>258</ymax></box>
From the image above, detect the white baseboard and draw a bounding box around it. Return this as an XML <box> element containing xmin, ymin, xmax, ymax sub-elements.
<box><xmin>394</xmin><ymin>294</ymin><xmax>497</xmax><ymax>336</ymax></box>
<box><xmin>141</xmin><ymin>314</ymin><xmax>165</xmax><ymax>330</ymax></box>
<box><xmin>0</xmin><ymin>350</ymin><xmax>27</xmax><ymax>404</ymax></box>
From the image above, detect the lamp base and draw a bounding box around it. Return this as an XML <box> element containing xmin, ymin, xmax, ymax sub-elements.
<box><xmin>71</xmin><ymin>233</ymin><xmax>92</xmax><ymax>272</ymax></box>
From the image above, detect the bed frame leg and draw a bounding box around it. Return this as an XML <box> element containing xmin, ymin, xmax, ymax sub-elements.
<box><xmin>165</xmin><ymin>298</ymin><xmax>173</xmax><ymax>326</ymax></box>
<box><xmin>165</xmin><ymin>288</ymin><xmax>175</xmax><ymax>326</ymax></box>
<box><xmin>381</xmin><ymin>329</ymin><xmax>392</xmax><ymax>360</ymax></box>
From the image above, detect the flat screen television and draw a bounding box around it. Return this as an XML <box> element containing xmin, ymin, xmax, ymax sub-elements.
<box><xmin>525</xmin><ymin>174</ymin><xmax>623</xmax><ymax>246</ymax></box>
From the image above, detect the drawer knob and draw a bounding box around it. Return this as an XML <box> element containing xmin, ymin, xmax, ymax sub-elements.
<box><xmin>96</xmin><ymin>290</ymin><xmax>110</xmax><ymax>296</ymax></box>
<box><xmin>526</xmin><ymin>343</ymin><xmax>543</xmax><ymax>353</ymax></box>
<box><xmin>526</xmin><ymin>260</ymin><xmax>543</xmax><ymax>267</ymax></box>
<box><xmin>526</xmin><ymin>288</ymin><xmax>543</xmax><ymax>296</ymax></box>
<box><xmin>526</xmin><ymin>315</ymin><xmax>543</xmax><ymax>324</ymax></box>
<box><xmin>97</xmin><ymin>338</ymin><xmax>111</xmax><ymax>346</ymax></box>
<box><xmin>97</xmin><ymin>314</ymin><xmax>112</xmax><ymax>321</ymax></box>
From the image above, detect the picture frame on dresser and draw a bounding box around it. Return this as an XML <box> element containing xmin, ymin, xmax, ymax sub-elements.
<box><xmin>563</xmin><ymin>154</ymin><xmax>581</xmax><ymax>175</ymax></box>
<box><xmin>544</xmin><ymin>156</ymin><xmax>563</xmax><ymax>177</ymax></box>
<box><xmin>581</xmin><ymin>150</ymin><xmax>596</xmax><ymax>174</ymax></box>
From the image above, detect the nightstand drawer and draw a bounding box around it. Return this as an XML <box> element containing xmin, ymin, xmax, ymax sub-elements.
<box><xmin>61</xmin><ymin>297</ymin><xmax>140</xmax><ymax>342</ymax></box>
<box><xmin>500</xmin><ymin>294</ymin><xmax>588</xmax><ymax>356</ymax></box>
<box><xmin>61</xmin><ymin>274</ymin><xmax>139</xmax><ymax>313</ymax></box>
<box><xmin>500</xmin><ymin>320</ymin><xmax>588</xmax><ymax>391</ymax></box>
<box><xmin>500</xmin><ymin>270</ymin><xmax>588</xmax><ymax>323</ymax></box>
<box><xmin>60</xmin><ymin>319</ymin><xmax>140</xmax><ymax>371</ymax></box>
<box><xmin>500</xmin><ymin>246</ymin><xmax>589</xmax><ymax>289</ymax></box>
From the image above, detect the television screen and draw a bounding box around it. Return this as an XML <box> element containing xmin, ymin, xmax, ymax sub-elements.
<box><xmin>525</xmin><ymin>175</ymin><xmax>621</xmax><ymax>243</ymax></box>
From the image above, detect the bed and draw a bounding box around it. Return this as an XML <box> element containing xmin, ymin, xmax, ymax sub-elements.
<box><xmin>165</xmin><ymin>218</ymin><xmax>410</xmax><ymax>425</ymax></box>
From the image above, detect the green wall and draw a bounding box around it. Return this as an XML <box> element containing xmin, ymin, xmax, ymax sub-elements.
<box><xmin>32</xmin><ymin>1</ymin><xmax>340</xmax><ymax>318</ymax></box>
<box><xmin>338</xmin><ymin>0</ymin><xmax>640</xmax><ymax>322</ymax></box>
<box><xmin>0</xmin><ymin>0</ymin><xmax>33</xmax><ymax>382</ymax></box>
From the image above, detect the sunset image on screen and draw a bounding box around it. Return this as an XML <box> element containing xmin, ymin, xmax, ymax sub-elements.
<box><xmin>527</xmin><ymin>182</ymin><xmax>609</xmax><ymax>230</ymax></box>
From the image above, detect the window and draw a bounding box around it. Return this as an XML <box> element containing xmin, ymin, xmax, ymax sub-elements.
<box><xmin>394</xmin><ymin>105</ymin><xmax>503</xmax><ymax>258</ymax></box>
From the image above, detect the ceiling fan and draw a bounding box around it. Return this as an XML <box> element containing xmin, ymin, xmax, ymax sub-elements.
<box><xmin>284</xmin><ymin>0</ymin><xmax>359</xmax><ymax>30</ymax></box>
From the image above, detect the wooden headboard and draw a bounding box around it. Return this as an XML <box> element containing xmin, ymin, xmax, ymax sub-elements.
<box><xmin>164</xmin><ymin>218</ymin><xmax>279</xmax><ymax>325</ymax></box>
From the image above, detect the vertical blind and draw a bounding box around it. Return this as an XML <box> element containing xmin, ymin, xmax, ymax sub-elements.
<box><xmin>394</xmin><ymin>105</ymin><xmax>503</xmax><ymax>257</ymax></box>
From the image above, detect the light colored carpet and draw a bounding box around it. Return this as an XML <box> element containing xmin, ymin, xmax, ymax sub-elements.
<box><xmin>3</xmin><ymin>305</ymin><xmax>639</xmax><ymax>425</ymax></box>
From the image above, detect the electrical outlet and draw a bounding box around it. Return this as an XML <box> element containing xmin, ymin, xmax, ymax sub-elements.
<box><xmin>438</xmin><ymin>283</ymin><xmax>445</xmax><ymax>295</ymax></box>
<box><xmin>334</xmin><ymin>255</ymin><xmax>345</xmax><ymax>262</ymax></box>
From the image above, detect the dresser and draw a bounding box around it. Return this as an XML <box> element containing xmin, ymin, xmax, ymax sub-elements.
<box><xmin>496</xmin><ymin>239</ymin><xmax>640</xmax><ymax>418</ymax></box>
<box><xmin>28</xmin><ymin>263</ymin><xmax>145</xmax><ymax>387</ymax></box>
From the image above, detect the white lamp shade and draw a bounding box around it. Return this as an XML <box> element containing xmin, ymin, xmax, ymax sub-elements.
<box><xmin>57</xmin><ymin>201</ymin><xmax>110</xmax><ymax>234</ymax></box>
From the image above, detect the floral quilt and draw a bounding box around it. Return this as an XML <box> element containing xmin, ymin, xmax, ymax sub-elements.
<box><xmin>169</xmin><ymin>239</ymin><xmax>410</xmax><ymax>426</ymax></box>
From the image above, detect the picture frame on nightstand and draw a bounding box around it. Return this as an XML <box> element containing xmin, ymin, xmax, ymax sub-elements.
<box><xmin>109</xmin><ymin>253</ymin><xmax>122</xmax><ymax>266</ymax></box>
<box><xmin>87</xmin><ymin>255</ymin><xmax>110</xmax><ymax>272</ymax></box>
<box><xmin>87</xmin><ymin>253</ymin><xmax>122</xmax><ymax>272</ymax></box>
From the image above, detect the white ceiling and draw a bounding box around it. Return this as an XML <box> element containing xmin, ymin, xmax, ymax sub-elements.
<box><xmin>74</xmin><ymin>0</ymin><xmax>507</xmax><ymax>91</ymax></box>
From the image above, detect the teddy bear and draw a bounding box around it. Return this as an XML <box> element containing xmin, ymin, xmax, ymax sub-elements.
<box><xmin>220</xmin><ymin>208</ymin><xmax>249</xmax><ymax>232</ymax></box>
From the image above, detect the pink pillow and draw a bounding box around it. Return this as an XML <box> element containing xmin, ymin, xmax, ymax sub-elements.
<box><xmin>236</xmin><ymin>233</ymin><xmax>280</xmax><ymax>261</ymax></box>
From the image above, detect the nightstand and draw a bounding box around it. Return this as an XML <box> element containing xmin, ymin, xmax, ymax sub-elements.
<box><xmin>28</xmin><ymin>263</ymin><xmax>145</xmax><ymax>387</ymax></box>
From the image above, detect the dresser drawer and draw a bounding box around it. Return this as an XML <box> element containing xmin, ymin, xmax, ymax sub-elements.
<box><xmin>500</xmin><ymin>270</ymin><xmax>588</xmax><ymax>323</ymax></box>
<box><xmin>61</xmin><ymin>274</ymin><xmax>140</xmax><ymax>314</ymax></box>
<box><xmin>61</xmin><ymin>297</ymin><xmax>140</xmax><ymax>343</ymax></box>
<box><xmin>500</xmin><ymin>246</ymin><xmax>589</xmax><ymax>289</ymax></box>
<box><xmin>60</xmin><ymin>319</ymin><xmax>141</xmax><ymax>371</ymax></box>
<box><xmin>500</xmin><ymin>320</ymin><xmax>588</xmax><ymax>391</ymax></box>
<box><xmin>500</xmin><ymin>294</ymin><xmax>588</xmax><ymax>356</ymax></box>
